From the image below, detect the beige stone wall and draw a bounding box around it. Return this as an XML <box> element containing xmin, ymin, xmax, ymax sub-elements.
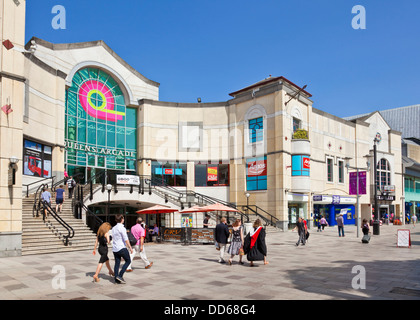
<box><xmin>0</xmin><ymin>0</ymin><xmax>26</xmax><ymax>248</ymax></box>
<box><xmin>407</xmin><ymin>143</ymin><xmax>420</xmax><ymax>162</ymax></box>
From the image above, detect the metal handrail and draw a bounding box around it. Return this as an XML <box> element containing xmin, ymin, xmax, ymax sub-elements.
<box><xmin>32</xmin><ymin>183</ymin><xmax>47</xmax><ymax>217</ymax></box>
<box><xmin>23</xmin><ymin>176</ymin><xmax>55</xmax><ymax>198</ymax></box>
<box><xmin>42</xmin><ymin>201</ymin><xmax>75</xmax><ymax>246</ymax></box>
<box><xmin>81</xmin><ymin>204</ymin><xmax>103</xmax><ymax>234</ymax></box>
<box><xmin>240</xmin><ymin>205</ymin><xmax>279</xmax><ymax>227</ymax></box>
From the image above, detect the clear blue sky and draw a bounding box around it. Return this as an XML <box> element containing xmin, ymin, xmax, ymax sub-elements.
<box><xmin>25</xmin><ymin>0</ymin><xmax>420</xmax><ymax>118</ymax></box>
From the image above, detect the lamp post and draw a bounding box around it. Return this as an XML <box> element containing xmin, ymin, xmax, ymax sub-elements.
<box><xmin>106</xmin><ymin>184</ymin><xmax>112</xmax><ymax>223</ymax></box>
<box><xmin>373</xmin><ymin>138</ymin><xmax>380</xmax><ymax>235</ymax></box>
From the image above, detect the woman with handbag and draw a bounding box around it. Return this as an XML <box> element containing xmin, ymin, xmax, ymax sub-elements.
<box><xmin>244</xmin><ymin>219</ymin><xmax>268</xmax><ymax>267</ymax></box>
<box><xmin>227</xmin><ymin>219</ymin><xmax>245</xmax><ymax>265</ymax></box>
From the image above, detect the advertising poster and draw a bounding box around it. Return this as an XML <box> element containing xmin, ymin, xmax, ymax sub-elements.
<box><xmin>23</xmin><ymin>140</ymin><xmax>51</xmax><ymax>177</ymax></box>
<box><xmin>207</xmin><ymin>166</ymin><xmax>218</xmax><ymax>182</ymax></box>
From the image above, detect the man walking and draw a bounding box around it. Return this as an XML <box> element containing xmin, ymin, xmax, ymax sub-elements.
<box><xmin>112</xmin><ymin>214</ymin><xmax>133</xmax><ymax>284</ymax></box>
<box><xmin>67</xmin><ymin>176</ymin><xmax>76</xmax><ymax>199</ymax></box>
<box><xmin>293</xmin><ymin>217</ymin><xmax>307</xmax><ymax>246</ymax></box>
<box><xmin>215</xmin><ymin>217</ymin><xmax>230</xmax><ymax>263</ymax></box>
<box><xmin>337</xmin><ymin>213</ymin><xmax>345</xmax><ymax>237</ymax></box>
<box><xmin>127</xmin><ymin>217</ymin><xmax>153</xmax><ymax>272</ymax></box>
<box><xmin>41</xmin><ymin>187</ymin><xmax>52</xmax><ymax>220</ymax></box>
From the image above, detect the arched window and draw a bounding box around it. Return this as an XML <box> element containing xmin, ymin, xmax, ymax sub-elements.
<box><xmin>376</xmin><ymin>158</ymin><xmax>391</xmax><ymax>190</ymax></box>
<box><xmin>65</xmin><ymin>67</ymin><xmax>137</xmax><ymax>172</ymax></box>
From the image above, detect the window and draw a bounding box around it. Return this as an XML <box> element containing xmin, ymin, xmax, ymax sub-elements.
<box><xmin>246</xmin><ymin>156</ymin><xmax>267</xmax><ymax>191</ymax></box>
<box><xmin>152</xmin><ymin>161</ymin><xmax>187</xmax><ymax>187</ymax></box>
<box><xmin>338</xmin><ymin>160</ymin><xmax>344</xmax><ymax>183</ymax></box>
<box><xmin>292</xmin><ymin>155</ymin><xmax>310</xmax><ymax>176</ymax></box>
<box><xmin>249</xmin><ymin>117</ymin><xmax>264</xmax><ymax>143</ymax></box>
<box><xmin>65</xmin><ymin>67</ymin><xmax>137</xmax><ymax>171</ymax></box>
<box><xmin>195</xmin><ymin>163</ymin><xmax>230</xmax><ymax>187</ymax></box>
<box><xmin>376</xmin><ymin>159</ymin><xmax>391</xmax><ymax>190</ymax></box>
<box><xmin>293</xmin><ymin>117</ymin><xmax>301</xmax><ymax>133</ymax></box>
<box><xmin>23</xmin><ymin>139</ymin><xmax>52</xmax><ymax>178</ymax></box>
<box><xmin>327</xmin><ymin>157</ymin><xmax>333</xmax><ymax>182</ymax></box>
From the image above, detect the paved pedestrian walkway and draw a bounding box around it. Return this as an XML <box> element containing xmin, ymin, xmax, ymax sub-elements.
<box><xmin>0</xmin><ymin>224</ymin><xmax>419</xmax><ymax>300</ymax></box>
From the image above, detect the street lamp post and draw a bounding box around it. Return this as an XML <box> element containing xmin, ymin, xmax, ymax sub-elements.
<box><xmin>373</xmin><ymin>138</ymin><xmax>380</xmax><ymax>235</ymax></box>
<box><xmin>106</xmin><ymin>184</ymin><xmax>112</xmax><ymax>223</ymax></box>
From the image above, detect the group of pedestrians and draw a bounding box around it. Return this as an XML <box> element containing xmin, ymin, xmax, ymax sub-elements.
<box><xmin>92</xmin><ymin>215</ymin><xmax>153</xmax><ymax>284</ymax></box>
<box><xmin>215</xmin><ymin>218</ymin><xmax>268</xmax><ymax>267</ymax></box>
<box><xmin>39</xmin><ymin>175</ymin><xmax>77</xmax><ymax>219</ymax></box>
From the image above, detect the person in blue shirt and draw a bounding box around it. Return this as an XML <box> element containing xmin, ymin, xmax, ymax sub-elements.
<box><xmin>112</xmin><ymin>214</ymin><xmax>133</xmax><ymax>284</ymax></box>
<box><xmin>55</xmin><ymin>185</ymin><xmax>65</xmax><ymax>213</ymax></box>
<box><xmin>41</xmin><ymin>187</ymin><xmax>52</xmax><ymax>220</ymax></box>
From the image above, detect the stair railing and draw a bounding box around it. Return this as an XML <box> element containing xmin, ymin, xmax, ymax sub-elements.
<box><xmin>32</xmin><ymin>183</ymin><xmax>47</xmax><ymax>217</ymax></box>
<box><xmin>81</xmin><ymin>204</ymin><xmax>104</xmax><ymax>234</ymax></box>
<box><xmin>23</xmin><ymin>176</ymin><xmax>55</xmax><ymax>198</ymax></box>
<box><xmin>240</xmin><ymin>205</ymin><xmax>279</xmax><ymax>227</ymax></box>
<box><xmin>42</xmin><ymin>200</ymin><xmax>75</xmax><ymax>246</ymax></box>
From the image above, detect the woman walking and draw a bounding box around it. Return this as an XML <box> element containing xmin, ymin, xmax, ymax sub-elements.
<box><xmin>244</xmin><ymin>219</ymin><xmax>268</xmax><ymax>267</ymax></box>
<box><xmin>319</xmin><ymin>216</ymin><xmax>329</xmax><ymax>231</ymax></box>
<box><xmin>227</xmin><ymin>219</ymin><xmax>244</xmax><ymax>265</ymax></box>
<box><xmin>92</xmin><ymin>222</ymin><xmax>114</xmax><ymax>282</ymax></box>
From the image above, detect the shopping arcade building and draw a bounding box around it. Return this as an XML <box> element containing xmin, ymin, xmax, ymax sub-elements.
<box><xmin>0</xmin><ymin>1</ymin><xmax>406</xmax><ymax>256</ymax></box>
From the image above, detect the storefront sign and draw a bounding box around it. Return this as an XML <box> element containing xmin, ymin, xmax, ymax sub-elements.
<box><xmin>382</xmin><ymin>185</ymin><xmax>395</xmax><ymax>193</ymax></box>
<box><xmin>303</xmin><ymin>157</ymin><xmax>310</xmax><ymax>169</ymax></box>
<box><xmin>163</xmin><ymin>228</ymin><xmax>183</xmax><ymax>242</ymax></box>
<box><xmin>332</xmin><ymin>195</ymin><xmax>340</xmax><ymax>204</ymax></box>
<box><xmin>377</xmin><ymin>195</ymin><xmax>395</xmax><ymax>201</ymax></box>
<box><xmin>247</xmin><ymin>159</ymin><xmax>267</xmax><ymax>176</ymax></box>
<box><xmin>116</xmin><ymin>175</ymin><xmax>140</xmax><ymax>185</ymax></box>
<box><xmin>65</xmin><ymin>140</ymin><xmax>136</xmax><ymax>158</ymax></box>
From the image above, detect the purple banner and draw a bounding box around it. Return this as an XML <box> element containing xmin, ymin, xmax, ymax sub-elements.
<box><xmin>349</xmin><ymin>171</ymin><xmax>367</xmax><ymax>195</ymax></box>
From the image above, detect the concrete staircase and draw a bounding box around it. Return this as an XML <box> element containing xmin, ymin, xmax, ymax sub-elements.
<box><xmin>22</xmin><ymin>194</ymin><xmax>97</xmax><ymax>256</ymax></box>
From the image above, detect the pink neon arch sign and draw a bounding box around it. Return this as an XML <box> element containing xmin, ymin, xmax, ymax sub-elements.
<box><xmin>78</xmin><ymin>80</ymin><xmax>125</xmax><ymax>122</ymax></box>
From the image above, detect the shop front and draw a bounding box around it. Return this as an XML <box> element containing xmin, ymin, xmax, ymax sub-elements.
<box><xmin>313</xmin><ymin>195</ymin><xmax>356</xmax><ymax>226</ymax></box>
<box><xmin>287</xmin><ymin>193</ymin><xmax>308</xmax><ymax>230</ymax></box>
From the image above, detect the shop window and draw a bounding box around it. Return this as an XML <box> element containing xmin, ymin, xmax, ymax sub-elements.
<box><xmin>327</xmin><ymin>157</ymin><xmax>333</xmax><ymax>182</ymax></box>
<box><xmin>246</xmin><ymin>156</ymin><xmax>267</xmax><ymax>191</ymax></box>
<box><xmin>23</xmin><ymin>139</ymin><xmax>52</xmax><ymax>178</ymax></box>
<box><xmin>152</xmin><ymin>161</ymin><xmax>187</xmax><ymax>187</ymax></box>
<box><xmin>195</xmin><ymin>163</ymin><xmax>230</xmax><ymax>187</ymax></box>
<box><xmin>249</xmin><ymin>117</ymin><xmax>263</xmax><ymax>143</ymax></box>
<box><xmin>292</xmin><ymin>155</ymin><xmax>310</xmax><ymax>176</ymax></box>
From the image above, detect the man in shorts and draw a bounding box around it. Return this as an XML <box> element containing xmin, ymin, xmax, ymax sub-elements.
<box><xmin>55</xmin><ymin>185</ymin><xmax>65</xmax><ymax>213</ymax></box>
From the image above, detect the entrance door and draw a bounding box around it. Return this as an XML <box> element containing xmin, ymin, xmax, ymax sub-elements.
<box><xmin>379</xmin><ymin>208</ymin><xmax>388</xmax><ymax>221</ymax></box>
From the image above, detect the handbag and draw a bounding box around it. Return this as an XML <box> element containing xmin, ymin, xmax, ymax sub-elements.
<box><xmin>215</xmin><ymin>241</ymin><xmax>220</xmax><ymax>251</ymax></box>
<box><xmin>239</xmin><ymin>248</ymin><xmax>244</xmax><ymax>256</ymax></box>
<box><xmin>128</xmin><ymin>231</ymin><xmax>138</xmax><ymax>246</ymax></box>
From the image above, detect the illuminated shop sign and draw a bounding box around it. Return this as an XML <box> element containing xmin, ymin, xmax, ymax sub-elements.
<box><xmin>65</xmin><ymin>140</ymin><xmax>136</xmax><ymax>158</ymax></box>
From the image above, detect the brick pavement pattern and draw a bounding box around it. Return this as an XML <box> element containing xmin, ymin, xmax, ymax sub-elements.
<box><xmin>0</xmin><ymin>224</ymin><xmax>419</xmax><ymax>300</ymax></box>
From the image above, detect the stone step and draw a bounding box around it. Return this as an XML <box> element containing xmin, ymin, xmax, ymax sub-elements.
<box><xmin>21</xmin><ymin>193</ymin><xmax>97</xmax><ymax>256</ymax></box>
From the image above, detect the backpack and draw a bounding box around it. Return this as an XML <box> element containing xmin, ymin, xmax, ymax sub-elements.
<box><xmin>128</xmin><ymin>231</ymin><xmax>137</xmax><ymax>246</ymax></box>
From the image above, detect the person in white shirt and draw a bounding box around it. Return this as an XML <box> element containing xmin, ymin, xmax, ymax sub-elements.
<box><xmin>111</xmin><ymin>214</ymin><xmax>133</xmax><ymax>284</ymax></box>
